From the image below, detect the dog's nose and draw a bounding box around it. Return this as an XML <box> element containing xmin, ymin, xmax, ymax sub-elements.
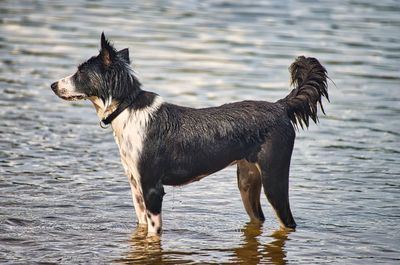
<box><xmin>51</xmin><ymin>82</ymin><xmax>58</xmax><ymax>92</ymax></box>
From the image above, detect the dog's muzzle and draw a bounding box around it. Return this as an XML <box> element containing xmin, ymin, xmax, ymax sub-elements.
<box><xmin>50</xmin><ymin>79</ymin><xmax>87</xmax><ymax>101</ymax></box>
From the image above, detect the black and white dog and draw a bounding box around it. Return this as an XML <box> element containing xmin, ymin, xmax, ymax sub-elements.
<box><xmin>51</xmin><ymin>33</ymin><xmax>329</xmax><ymax>236</ymax></box>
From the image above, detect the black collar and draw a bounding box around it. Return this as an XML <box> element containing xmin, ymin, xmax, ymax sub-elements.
<box><xmin>101</xmin><ymin>101</ymin><xmax>131</xmax><ymax>126</ymax></box>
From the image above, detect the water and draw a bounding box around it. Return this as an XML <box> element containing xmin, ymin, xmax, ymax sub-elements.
<box><xmin>1</xmin><ymin>0</ymin><xmax>399</xmax><ymax>264</ymax></box>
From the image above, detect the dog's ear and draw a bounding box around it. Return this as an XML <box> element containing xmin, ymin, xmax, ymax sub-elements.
<box><xmin>118</xmin><ymin>48</ymin><xmax>130</xmax><ymax>64</ymax></box>
<box><xmin>100</xmin><ymin>32</ymin><xmax>117</xmax><ymax>67</ymax></box>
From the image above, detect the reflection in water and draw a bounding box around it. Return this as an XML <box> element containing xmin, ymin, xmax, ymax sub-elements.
<box><xmin>263</xmin><ymin>229</ymin><xmax>290</xmax><ymax>265</ymax></box>
<box><xmin>233</xmin><ymin>223</ymin><xmax>289</xmax><ymax>265</ymax></box>
<box><xmin>117</xmin><ymin>226</ymin><xmax>194</xmax><ymax>264</ymax></box>
<box><xmin>118</xmin><ymin>226</ymin><xmax>164</xmax><ymax>264</ymax></box>
<box><xmin>119</xmin><ymin>223</ymin><xmax>290</xmax><ymax>264</ymax></box>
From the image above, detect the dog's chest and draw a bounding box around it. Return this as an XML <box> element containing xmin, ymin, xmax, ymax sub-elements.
<box><xmin>113</xmin><ymin>111</ymin><xmax>148</xmax><ymax>179</ymax></box>
<box><xmin>107</xmin><ymin>97</ymin><xmax>163</xmax><ymax>189</ymax></box>
<box><xmin>111</xmin><ymin>98</ymin><xmax>163</xmax><ymax>184</ymax></box>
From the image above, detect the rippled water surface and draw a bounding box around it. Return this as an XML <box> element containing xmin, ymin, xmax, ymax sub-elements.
<box><xmin>1</xmin><ymin>0</ymin><xmax>399</xmax><ymax>264</ymax></box>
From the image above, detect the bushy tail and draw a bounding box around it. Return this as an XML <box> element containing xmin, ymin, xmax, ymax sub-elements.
<box><xmin>278</xmin><ymin>56</ymin><xmax>329</xmax><ymax>129</ymax></box>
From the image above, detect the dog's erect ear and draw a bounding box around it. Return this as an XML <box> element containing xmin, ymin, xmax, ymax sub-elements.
<box><xmin>118</xmin><ymin>48</ymin><xmax>130</xmax><ymax>64</ymax></box>
<box><xmin>100</xmin><ymin>32</ymin><xmax>117</xmax><ymax>66</ymax></box>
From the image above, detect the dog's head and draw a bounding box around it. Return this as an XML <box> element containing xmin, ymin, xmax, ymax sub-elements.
<box><xmin>51</xmin><ymin>33</ymin><xmax>140</xmax><ymax>106</ymax></box>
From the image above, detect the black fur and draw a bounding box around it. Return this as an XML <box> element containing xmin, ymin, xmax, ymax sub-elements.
<box><xmin>279</xmin><ymin>56</ymin><xmax>329</xmax><ymax>128</ymax></box>
<box><xmin>140</xmin><ymin>101</ymin><xmax>288</xmax><ymax>186</ymax></box>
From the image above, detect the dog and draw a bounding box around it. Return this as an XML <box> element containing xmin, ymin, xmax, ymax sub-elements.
<box><xmin>51</xmin><ymin>33</ymin><xmax>329</xmax><ymax>236</ymax></box>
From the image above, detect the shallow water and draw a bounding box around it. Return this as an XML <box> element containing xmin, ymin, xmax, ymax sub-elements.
<box><xmin>1</xmin><ymin>0</ymin><xmax>399</xmax><ymax>264</ymax></box>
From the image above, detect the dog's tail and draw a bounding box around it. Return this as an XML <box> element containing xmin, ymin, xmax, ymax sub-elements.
<box><xmin>278</xmin><ymin>56</ymin><xmax>329</xmax><ymax>129</ymax></box>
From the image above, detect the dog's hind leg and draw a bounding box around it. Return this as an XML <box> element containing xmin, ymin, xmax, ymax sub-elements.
<box><xmin>237</xmin><ymin>160</ymin><xmax>265</xmax><ymax>222</ymax></box>
<box><xmin>258</xmin><ymin>130</ymin><xmax>297</xmax><ymax>229</ymax></box>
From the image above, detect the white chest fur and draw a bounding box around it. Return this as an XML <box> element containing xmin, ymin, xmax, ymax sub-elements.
<box><xmin>111</xmin><ymin>96</ymin><xmax>164</xmax><ymax>190</ymax></box>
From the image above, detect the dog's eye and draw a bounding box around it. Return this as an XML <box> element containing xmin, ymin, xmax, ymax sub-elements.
<box><xmin>77</xmin><ymin>63</ymin><xmax>87</xmax><ymax>74</ymax></box>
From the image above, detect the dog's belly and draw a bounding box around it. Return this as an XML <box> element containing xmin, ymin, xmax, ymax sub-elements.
<box><xmin>155</xmin><ymin>136</ymin><xmax>262</xmax><ymax>186</ymax></box>
<box><xmin>161</xmin><ymin>159</ymin><xmax>238</xmax><ymax>186</ymax></box>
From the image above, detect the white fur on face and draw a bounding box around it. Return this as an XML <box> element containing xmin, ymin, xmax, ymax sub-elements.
<box><xmin>59</xmin><ymin>74</ymin><xmax>75</xmax><ymax>90</ymax></box>
<box><xmin>55</xmin><ymin>74</ymin><xmax>86</xmax><ymax>100</ymax></box>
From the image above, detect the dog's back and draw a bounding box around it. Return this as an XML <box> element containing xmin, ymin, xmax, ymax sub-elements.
<box><xmin>140</xmin><ymin>100</ymin><xmax>290</xmax><ymax>184</ymax></box>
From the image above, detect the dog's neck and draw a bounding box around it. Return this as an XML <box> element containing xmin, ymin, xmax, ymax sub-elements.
<box><xmin>89</xmin><ymin>91</ymin><xmax>164</xmax><ymax>128</ymax></box>
<box><xmin>89</xmin><ymin>97</ymin><xmax>120</xmax><ymax>121</ymax></box>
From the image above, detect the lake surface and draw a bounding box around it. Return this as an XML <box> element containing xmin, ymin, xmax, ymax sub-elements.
<box><xmin>1</xmin><ymin>0</ymin><xmax>399</xmax><ymax>264</ymax></box>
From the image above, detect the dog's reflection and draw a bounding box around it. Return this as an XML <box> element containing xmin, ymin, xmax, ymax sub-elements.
<box><xmin>119</xmin><ymin>223</ymin><xmax>290</xmax><ymax>264</ymax></box>
<box><xmin>119</xmin><ymin>225</ymin><xmax>163</xmax><ymax>265</ymax></box>
<box><xmin>234</xmin><ymin>222</ymin><xmax>290</xmax><ymax>265</ymax></box>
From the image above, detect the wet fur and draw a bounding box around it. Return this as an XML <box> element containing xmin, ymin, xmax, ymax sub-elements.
<box><xmin>51</xmin><ymin>33</ymin><xmax>329</xmax><ymax>236</ymax></box>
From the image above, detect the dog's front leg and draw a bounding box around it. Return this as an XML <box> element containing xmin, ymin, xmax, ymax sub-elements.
<box><xmin>146</xmin><ymin>211</ymin><xmax>162</xmax><ymax>236</ymax></box>
<box><xmin>129</xmin><ymin>175</ymin><xmax>147</xmax><ymax>226</ymax></box>
<box><xmin>142</xmin><ymin>180</ymin><xmax>165</xmax><ymax>236</ymax></box>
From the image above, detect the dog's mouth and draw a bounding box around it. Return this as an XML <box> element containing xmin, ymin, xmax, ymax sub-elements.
<box><xmin>60</xmin><ymin>94</ymin><xmax>87</xmax><ymax>101</ymax></box>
